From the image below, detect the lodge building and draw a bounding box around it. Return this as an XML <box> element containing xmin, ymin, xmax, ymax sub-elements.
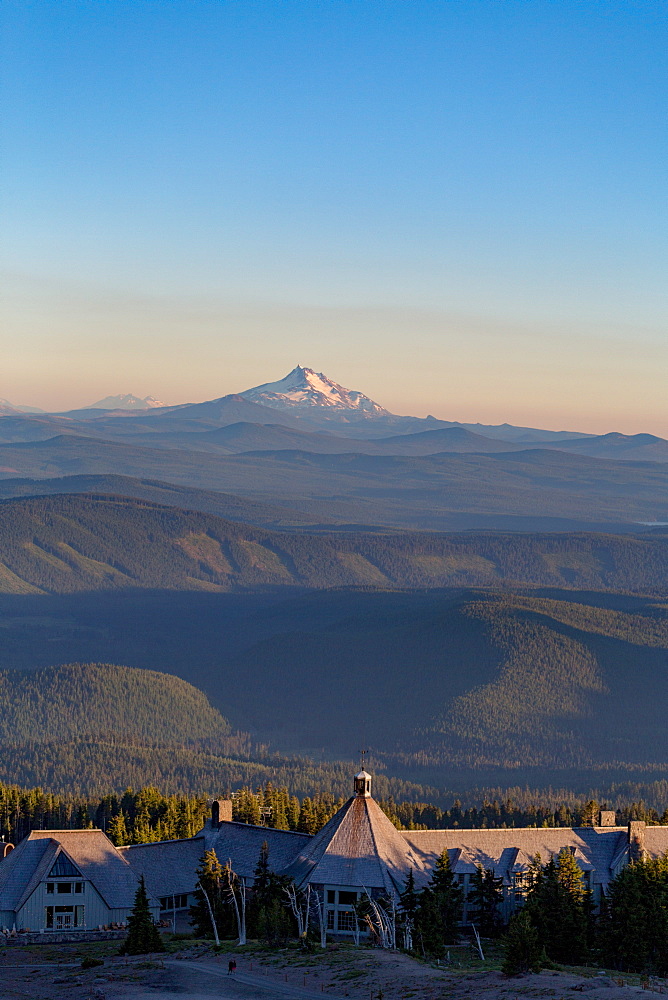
<box><xmin>0</xmin><ymin>770</ymin><xmax>665</xmax><ymax>937</ymax></box>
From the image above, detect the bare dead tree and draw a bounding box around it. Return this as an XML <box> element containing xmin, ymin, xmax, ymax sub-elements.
<box><xmin>223</xmin><ymin>860</ymin><xmax>246</xmax><ymax>946</ymax></box>
<box><xmin>196</xmin><ymin>879</ymin><xmax>220</xmax><ymax>947</ymax></box>
<box><xmin>402</xmin><ymin>915</ymin><xmax>413</xmax><ymax>951</ymax></box>
<box><xmin>361</xmin><ymin>888</ymin><xmax>396</xmax><ymax>949</ymax></box>
<box><xmin>284</xmin><ymin>883</ymin><xmax>311</xmax><ymax>940</ymax></box>
<box><xmin>309</xmin><ymin>887</ymin><xmax>328</xmax><ymax>948</ymax></box>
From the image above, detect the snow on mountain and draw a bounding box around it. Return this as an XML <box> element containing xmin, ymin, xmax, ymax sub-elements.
<box><xmin>87</xmin><ymin>394</ymin><xmax>168</xmax><ymax>410</ymax></box>
<box><xmin>240</xmin><ymin>366</ymin><xmax>389</xmax><ymax>416</ymax></box>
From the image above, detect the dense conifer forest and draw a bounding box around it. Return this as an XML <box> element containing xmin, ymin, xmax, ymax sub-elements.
<box><xmin>0</xmin><ymin>663</ymin><xmax>233</xmax><ymax>745</ymax></box>
<box><xmin>3</xmin><ymin>777</ymin><xmax>668</xmax><ymax>847</ymax></box>
<box><xmin>1</xmin><ymin>493</ymin><xmax>668</xmax><ymax>594</ymax></box>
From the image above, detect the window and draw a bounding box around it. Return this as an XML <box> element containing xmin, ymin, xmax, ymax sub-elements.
<box><xmin>49</xmin><ymin>855</ymin><xmax>80</xmax><ymax>878</ymax></box>
<box><xmin>45</xmin><ymin>903</ymin><xmax>85</xmax><ymax>930</ymax></box>
<box><xmin>160</xmin><ymin>894</ymin><xmax>189</xmax><ymax>911</ymax></box>
<box><xmin>74</xmin><ymin>882</ymin><xmax>84</xmax><ymax>894</ymax></box>
<box><xmin>338</xmin><ymin>891</ymin><xmax>357</xmax><ymax>906</ymax></box>
<box><xmin>46</xmin><ymin>883</ymin><xmax>54</xmax><ymax>894</ymax></box>
<box><xmin>326</xmin><ymin>910</ymin><xmax>335</xmax><ymax>930</ymax></box>
<box><xmin>56</xmin><ymin>883</ymin><xmax>72</xmax><ymax>894</ymax></box>
<box><xmin>337</xmin><ymin>911</ymin><xmax>356</xmax><ymax>932</ymax></box>
<box><xmin>327</xmin><ymin>890</ymin><xmax>336</xmax><ymax>904</ymax></box>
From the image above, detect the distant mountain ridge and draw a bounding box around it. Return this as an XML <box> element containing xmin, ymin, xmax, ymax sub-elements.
<box><xmin>0</xmin><ymin>492</ymin><xmax>667</xmax><ymax>595</ymax></box>
<box><xmin>5</xmin><ymin>365</ymin><xmax>664</xmax><ymax>458</ymax></box>
<box><xmin>87</xmin><ymin>393</ymin><xmax>167</xmax><ymax>410</ymax></box>
<box><xmin>0</xmin><ymin>398</ymin><xmax>44</xmax><ymax>414</ymax></box>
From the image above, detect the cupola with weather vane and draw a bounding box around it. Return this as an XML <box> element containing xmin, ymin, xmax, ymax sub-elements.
<box><xmin>354</xmin><ymin>769</ymin><xmax>372</xmax><ymax>797</ymax></box>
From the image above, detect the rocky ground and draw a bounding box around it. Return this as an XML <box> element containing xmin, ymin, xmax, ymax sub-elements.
<box><xmin>0</xmin><ymin>938</ymin><xmax>664</xmax><ymax>1000</ymax></box>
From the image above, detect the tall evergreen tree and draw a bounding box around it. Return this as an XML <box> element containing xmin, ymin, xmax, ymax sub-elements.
<box><xmin>415</xmin><ymin>849</ymin><xmax>462</xmax><ymax>955</ymax></box>
<box><xmin>189</xmin><ymin>849</ymin><xmax>234</xmax><ymax>939</ymax></box>
<box><xmin>604</xmin><ymin>856</ymin><xmax>668</xmax><ymax>974</ymax></box>
<box><xmin>469</xmin><ymin>865</ymin><xmax>504</xmax><ymax>937</ymax></box>
<box><xmin>120</xmin><ymin>876</ymin><xmax>164</xmax><ymax>955</ymax></box>
<box><xmin>248</xmin><ymin>841</ymin><xmax>293</xmax><ymax>941</ymax></box>
<box><xmin>525</xmin><ymin>851</ymin><xmax>590</xmax><ymax>964</ymax></box>
<box><xmin>399</xmin><ymin>868</ymin><xmax>419</xmax><ymax>951</ymax></box>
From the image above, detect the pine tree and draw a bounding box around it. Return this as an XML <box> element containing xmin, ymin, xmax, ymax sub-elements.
<box><xmin>248</xmin><ymin>841</ymin><xmax>293</xmax><ymax>940</ymax></box>
<box><xmin>400</xmin><ymin>869</ymin><xmax>419</xmax><ymax>923</ymax></box>
<box><xmin>525</xmin><ymin>851</ymin><xmax>590</xmax><ymax>964</ymax></box>
<box><xmin>604</xmin><ymin>856</ymin><xmax>668</xmax><ymax>974</ymax></box>
<box><xmin>502</xmin><ymin>910</ymin><xmax>543</xmax><ymax>975</ymax></box>
<box><xmin>297</xmin><ymin>797</ymin><xmax>318</xmax><ymax>834</ymax></box>
<box><xmin>399</xmin><ymin>869</ymin><xmax>419</xmax><ymax>950</ymax></box>
<box><xmin>415</xmin><ymin>849</ymin><xmax>462</xmax><ymax>955</ymax></box>
<box><xmin>107</xmin><ymin>812</ymin><xmax>129</xmax><ymax>846</ymax></box>
<box><xmin>189</xmin><ymin>849</ymin><xmax>232</xmax><ymax>939</ymax></box>
<box><xmin>580</xmin><ymin>800</ymin><xmax>600</xmax><ymax>826</ymax></box>
<box><xmin>469</xmin><ymin>865</ymin><xmax>504</xmax><ymax>937</ymax></box>
<box><xmin>120</xmin><ymin>876</ymin><xmax>164</xmax><ymax>955</ymax></box>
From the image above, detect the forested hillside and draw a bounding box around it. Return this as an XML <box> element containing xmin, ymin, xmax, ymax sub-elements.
<box><xmin>1</xmin><ymin>493</ymin><xmax>668</xmax><ymax>594</ymax></box>
<box><xmin>1</xmin><ymin>496</ymin><xmax>668</xmax><ymax>793</ymax></box>
<box><xmin>2</xmin><ymin>589</ymin><xmax>668</xmax><ymax>789</ymax></box>
<box><xmin>0</xmin><ymin>663</ymin><xmax>232</xmax><ymax>745</ymax></box>
<box><xmin>0</xmin><ymin>474</ymin><xmax>312</xmax><ymax>528</ymax></box>
<box><xmin>223</xmin><ymin>588</ymin><xmax>668</xmax><ymax>771</ymax></box>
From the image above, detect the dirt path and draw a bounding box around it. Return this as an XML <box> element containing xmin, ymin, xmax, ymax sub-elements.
<box><xmin>0</xmin><ymin>944</ymin><xmax>660</xmax><ymax>1000</ymax></box>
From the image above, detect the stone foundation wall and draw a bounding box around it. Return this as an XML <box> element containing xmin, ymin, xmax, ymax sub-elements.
<box><xmin>3</xmin><ymin>929</ymin><xmax>126</xmax><ymax>946</ymax></box>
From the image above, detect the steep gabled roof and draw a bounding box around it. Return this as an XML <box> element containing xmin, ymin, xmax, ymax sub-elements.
<box><xmin>283</xmin><ymin>795</ymin><xmax>427</xmax><ymax>894</ymax></box>
<box><xmin>0</xmin><ymin>830</ymin><xmax>140</xmax><ymax>912</ymax></box>
<box><xmin>0</xmin><ymin>836</ymin><xmax>58</xmax><ymax>911</ymax></box>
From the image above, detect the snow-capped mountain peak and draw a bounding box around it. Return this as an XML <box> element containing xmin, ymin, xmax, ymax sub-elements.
<box><xmin>87</xmin><ymin>394</ymin><xmax>168</xmax><ymax>410</ymax></box>
<box><xmin>240</xmin><ymin>366</ymin><xmax>389</xmax><ymax>416</ymax></box>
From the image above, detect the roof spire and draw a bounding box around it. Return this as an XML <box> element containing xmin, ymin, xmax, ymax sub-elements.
<box><xmin>355</xmin><ymin>750</ymin><xmax>372</xmax><ymax>797</ymax></box>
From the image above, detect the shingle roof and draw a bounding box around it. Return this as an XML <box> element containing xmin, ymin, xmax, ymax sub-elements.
<box><xmin>0</xmin><ymin>830</ymin><xmax>141</xmax><ymax>911</ymax></box>
<box><xmin>401</xmin><ymin>827</ymin><xmax>629</xmax><ymax>887</ymax></box>
<box><xmin>121</xmin><ymin>837</ymin><xmax>205</xmax><ymax>900</ymax></box>
<box><xmin>282</xmin><ymin>795</ymin><xmax>429</xmax><ymax>894</ymax></box>
<box><xmin>642</xmin><ymin>827</ymin><xmax>668</xmax><ymax>859</ymax></box>
<box><xmin>0</xmin><ymin>836</ymin><xmax>57</xmax><ymax>911</ymax></box>
<box><xmin>203</xmin><ymin>821</ymin><xmax>310</xmax><ymax>881</ymax></box>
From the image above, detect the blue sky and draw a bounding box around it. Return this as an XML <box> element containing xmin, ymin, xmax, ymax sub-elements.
<box><xmin>2</xmin><ymin>0</ymin><xmax>666</xmax><ymax>431</ymax></box>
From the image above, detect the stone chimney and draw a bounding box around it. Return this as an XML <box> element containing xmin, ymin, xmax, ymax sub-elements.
<box><xmin>628</xmin><ymin>820</ymin><xmax>646</xmax><ymax>861</ymax></box>
<box><xmin>598</xmin><ymin>810</ymin><xmax>616</xmax><ymax>827</ymax></box>
<box><xmin>211</xmin><ymin>799</ymin><xmax>233</xmax><ymax>827</ymax></box>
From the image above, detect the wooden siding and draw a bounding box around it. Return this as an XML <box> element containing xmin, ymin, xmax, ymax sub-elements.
<box><xmin>15</xmin><ymin>879</ymin><xmax>158</xmax><ymax>932</ymax></box>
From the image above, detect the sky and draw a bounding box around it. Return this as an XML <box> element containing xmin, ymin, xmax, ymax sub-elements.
<box><xmin>1</xmin><ymin>0</ymin><xmax>666</xmax><ymax>433</ymax></box>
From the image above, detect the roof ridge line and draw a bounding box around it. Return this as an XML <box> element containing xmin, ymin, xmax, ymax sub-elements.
<box><xmin>365</xmin><ymin>797</ymin><xmax>399</xmax><ymax>897</ymax></box>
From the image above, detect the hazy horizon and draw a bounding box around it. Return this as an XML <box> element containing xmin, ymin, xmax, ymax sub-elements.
<box><xmin>2</xmin><ymin>1</ymin><xmax>666</xmax><ymax>435</ymax></box>
<box><xmin>1</xmin><ymin>355</ymin><xmax>664</xmax><ymax>439</ymax></box>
